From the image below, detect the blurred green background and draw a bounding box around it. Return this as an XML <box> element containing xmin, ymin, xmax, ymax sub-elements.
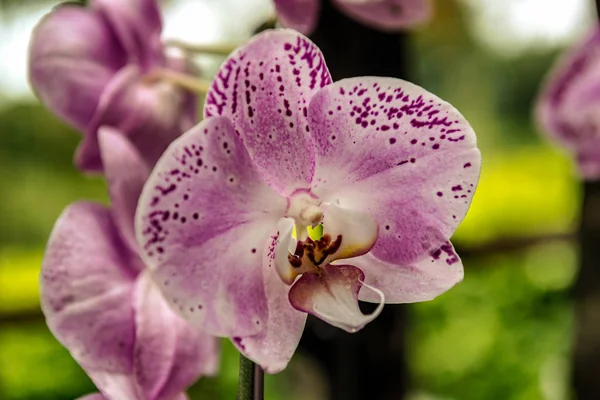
<box><xmin>0</xmin><ymin>0</ymin><xmax>593</xmax><ymax>398</ymax></box>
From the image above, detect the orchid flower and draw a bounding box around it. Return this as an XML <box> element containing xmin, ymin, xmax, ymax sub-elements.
<box><xmin>40</xmin><ymin>128</ymin><xmax>219</xmax><ymax>400</ymax></box>
<box><xmin>28</xmin><ymin>0</ymin><xmax>197</xmax><ymax>172</ymax></box>
<box><xmin>536</xmin><ymin>28</ymin><xmax>600</xmax><ymax>180</ymax></box>
<box><xmin>274</xmin><ymin>0</ymin><xmax>431</xmax><ymax>35</ymax></box>
<box><xmin>135</xmin><ymin>29</ymin><xmax>481</xmax><ymax>373</ymax></box>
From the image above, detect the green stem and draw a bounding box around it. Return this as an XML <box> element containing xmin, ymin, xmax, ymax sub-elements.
<box><xmin>165</xmin><ymin>39</ymin><xmax>239</xmax><ymax>56</ymax></box>
<box><xmin>237</xmin><ymin>354</ymin><xmax>264</xmax><ymax>400</ymax></box>
<box><xmin>143</xmin><ymin>68</ymin><xmax>211</xmax><ymax>94</ymax></box>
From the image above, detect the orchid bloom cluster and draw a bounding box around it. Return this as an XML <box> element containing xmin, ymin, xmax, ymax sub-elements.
<box><xmin>32</xmin><ymin>0</ymin><xmax>480</xmax><ymax>394</ymax></box>
<box><xmin>28</xmin><ymin>0</ymin><xmax>196</xmax><ymax>172</ymax></box>
<box><xmin>536</xmin><ymin>27</ymin><xmax>600</xmax><ymax>180</ymax></box>
<box><xmin>135</xmin><ymin>29</ymin><xmax>481</xmax><ymax>373</ymax></box>
<box><xmin>41</xmin><ymin>129</ymin><xmax>219</xmax><ymax>400</ymax></box>
<box><xmin>274</xmin><ymin>0</ymin><xmax>431</xmax><ymax>35</ymax></box>
<box><xmin>32</xmin><ymin>0</ymin><xmax>219</xmax><ymax>399</ymax></box>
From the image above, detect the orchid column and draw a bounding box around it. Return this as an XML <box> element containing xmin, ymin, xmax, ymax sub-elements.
<box><xmin>535</xmin><ymin>3</ymin><xmax>600</xmax><ymax>397</ymax></box>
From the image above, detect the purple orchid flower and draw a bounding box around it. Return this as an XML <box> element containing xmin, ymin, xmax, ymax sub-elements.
<box><xmin>28</xmin><ymin>0</ymin><xmax>197</xmax><ymax>172</ymax></box>
<box><xmin>273</xmin><ymin>0</ymin><xmax>431</xmax><ymax>35</ymax></box>
<box><xmin>535</xmin><ymin>28</ymin><xmax>600</xmax><ymax>180</ymax></box>
<box><xmin>135</xmin><ymin>29</ymin><xmax>481</xmax><ymax>373</ymax></box>
<box><xmin>40</xmin><ymin>128</ymin><xmax>219</xmax><ymax>400</ymax></box>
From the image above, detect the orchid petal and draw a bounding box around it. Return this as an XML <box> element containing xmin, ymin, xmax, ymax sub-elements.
<box><xmin>321</xmin><ymin>202</ymin><xmax>378</xmax><ymax>262</ymax></box>
<box><xmin>40</xmin><ymin>202</ymin><xmax>136</xmax><ymax>378</ymax></box>
<box><xmin>136</xmin><ymin>116</ymin><xmax>286</xmax><ymax>337</ymax></box>
<box><xmin>333</xmin><ymin>0</ymin><xmax>431</xmax><ymax>32</ymax></box>
<box><xmin>309</xmin><ymin>77</ymin><xmax>480</xmax><ymax>265</ymax></box>
<box><xmin>288</xmin><ymin>264</ymin><xmax>384</xmax><ymax>333</ymax></box>
<box><xmin>274</xmin><ymin>0</ymin><xmax>320</xmax><ymax>35</ymax></box>
<box><xmin>28</xmin><ymin>5</ymin><xmax>125</xmax><ymax>131</ymax></box>
<box><xmin>132</xmin><ymin>271</ymin><xmax>219</xmax><ymax>399</ymax></box>
<box><xmin>347</xmin><ymin>241</ymin><xmax>463</xmax><ymax>303</ymax></box>
<box><xmin>274</xmin><ymin>218</ymin><xmax>300</xmax><ymax>285</ymax></box>
<box><xmin>78</xmin><ymin>65</ymin><xmax>192</xmax><ymax>171</ymax></box>
<box><xmin>86</xmin><ymin>372</ymin><xmax>139</xmax><ymax>400</ymax></box>
<box><xmin>233</xmin><ymin>229</ymin><xmax>307</xmax><ymax>373</ymax></box>
<box><xmin>535</xmin><ymin>28</ymin><xmax>600</xmax><ymax>179</ymax></box>
<box><xmin>92</xmin><ymin>0</ymin><xmax>163</xmax><ymax>69</ymax></box>
<box><xmin>204</xmin><ymin>29</ymin><xmax>332</xmax><ymax>193</ymax></box>
<box><xmin>98</xmin><ymin>127</ymin><xmax>149</xmax><ymax>257</ymax></box>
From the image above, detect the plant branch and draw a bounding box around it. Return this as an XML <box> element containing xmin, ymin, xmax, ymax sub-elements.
<box><xmin>165</xmin><ymin>39</ymin><xmax>238</xmax><ymax>56</ymax></box>
<box><xmin>144</xmin><ymin>68</ymin><xmax>211</xmax><ymax>94</ymax></box>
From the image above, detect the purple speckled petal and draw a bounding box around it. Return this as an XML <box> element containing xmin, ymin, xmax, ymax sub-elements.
<box><xmin>91</xmin><ymin>0</ymin><xmax>163</xmax><ymax>69</ymax></box>
<box><xmin>535</xmin><ymin>28</ymin><xmax>600</xmax><ymax>179</ymax></box>
<box><xmin>77</xmin><ymin>65</ymin><xmax>193</xmax><ymax>172</ymax></box>
<box><xmin>289</xmin><ymin>264</ymin><xmax>384</xmax><ymax>333</ymax></box>
<box><xmin>274</xmin><ymin>0</ymin><xmax>320</xmax><ymax>35</ymax></box>
<box><xmin>28</xmin><ymin>5</ymin><xmax>125</xmax><ymax>131</ymax></box>
<box><xmin>333</xmin><ymin>0</ymin><xmax>431</xmax><ymax>32</ymax></box>
<box><xmin>233</xmin><ymin>229</ymin><xmax>307</xmax><ymax>373</ymax></box>
<box><xmin>99</xmin><ymin>127</ymin><xmax>150</xmax><ymax>256</ymax></box>
<box><xmin>132</xmin><ymin>271</ymin><xmax>219</xmax><ymax>399</ymax></box>
<box><xmin>347</xmin><ymin>241</ymin><xmax>463</xmax><ymax>303</ymax></box>
<box><xmin>40</xmin><ymin>202</ymin><xmax>136</xmax><ymax>381</ymax></box>
<box><xmin>135</xmin><ymin>116</ymin><xmax>287</xmax><ymax>337</ymax></box>
<box><xmin>204</xmin><ymin>29</ymin><xmax>332</xmax><ymax>194</ymax></box>
<box><xmin>309</xmin><ymin>77</ymin><xmax>480</xmax><ymax>265</ymax></box>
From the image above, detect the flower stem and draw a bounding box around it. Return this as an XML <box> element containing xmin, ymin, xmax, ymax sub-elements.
<box><xmin>237</xmin><ymin>354</ymin><xmax>264</xmax><ymax>400</ymax></box>
<box><xmin>146</xmin><ymin>68</ymin><xmax>211</xmax><ymax>94</ymax></box>
<box><xmin>165</xmin><ymin>39</ymin><xmax>239</xmax><ymax>56</ymax></box>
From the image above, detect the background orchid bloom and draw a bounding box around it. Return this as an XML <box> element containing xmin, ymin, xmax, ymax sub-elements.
<box><xmin>28</xmin><ymin>0</ymin><xmax>197</xmax><ymax>172</ymax></box>
<box><xmin>40</xmin><ymin>128</ymin><xmax>219</xmax><ymax>400</ymax></box>
<box><xmin>535</xmin><ymin>28</ymin><xmax>600</xmax><ymax>180</ymax></box>
<box><xmin>273</xmin><ymin>0</ymin><xmax>431</xmax><ymax>35</ymax></box>
<box><xmin>135</xmin><ymin>29</ymin><xmax>480</xmax><ymax>373</ymax></box>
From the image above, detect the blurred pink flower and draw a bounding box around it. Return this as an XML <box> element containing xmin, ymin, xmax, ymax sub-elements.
<box><xmin>28</xmin><ymin>0</ymin><xmax>197</xmax><ymax>172</ymax></box>
<box><xmin>40</xmin><ymin>129</ymin><xmax>219</xmax><ymax>400</ymax></box>
<box><xmin>135</xmin><ymin>29</ymin><xmax>480</xmax><ymax>373</ymax></box>
<box><xmin>536</xmin><ymin>28</ymin><xmax>600</xmax><ymax>179</ymax></box>
<box><xmin>274</xmin><ymin>0</ymin><xmax>431</xmax><ymax>35</ymax></box>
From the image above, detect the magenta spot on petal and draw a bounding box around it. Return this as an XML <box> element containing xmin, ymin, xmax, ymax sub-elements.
<box><xmin>410</xmin><ymin>139</ymin><xmax>417</xmax><ymax>144</ymax></box>
<box><xmin>464</xmin><ymin>162</ymin><xmax>472</xmax><ymax>168</ymax></box>
<box><xmin>233</xmin><ymin>337</ymin><xmax>245</xmax><ymax>351</ymax></box>
<box><xmin>432</xmin><ymin>143</ymin><xmax>440</xmax><ymax>150</ymax></box>
<box><xmin>389</xmin><ymin>138</ymin><xmax>396</xmax><ymax>144</ymax></box>
<box><xmin>437</xmin><ymin>192</ymin><xmax>443</xmax><ymax>197</ymax></box>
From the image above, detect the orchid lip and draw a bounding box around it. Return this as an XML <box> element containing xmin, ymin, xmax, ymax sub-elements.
<box><xmin>274</xmin><ymin>201</ymin><xmax>379</xmax><ymax>285</ymax></box>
